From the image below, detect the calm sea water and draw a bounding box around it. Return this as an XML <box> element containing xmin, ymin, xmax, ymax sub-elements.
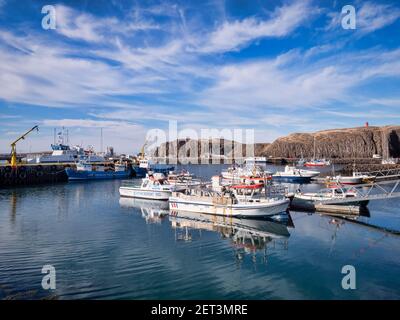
<box><xmin>1</xmin><ymin>164</ymin><xmax>400</xmax><ymax>300</ymax></box>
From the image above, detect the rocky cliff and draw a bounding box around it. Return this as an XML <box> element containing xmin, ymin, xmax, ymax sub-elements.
<box><xmin>260</xmin><ymin>126</ymin><xmax>400</xmax><ymax>158</ymax></box>
<box><xmin>152</xmin><ymin>126</ymin><xmax>400</xmax><ymax>160</ymax></box>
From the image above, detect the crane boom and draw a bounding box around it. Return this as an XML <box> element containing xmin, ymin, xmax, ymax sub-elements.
<box><xmin>10</xmin><ymin>125</ymin><xmax>39</xmax><ymax>167</ymax></box>
<box><xmin>139</xmin><ymin>139</ymin><xmax>148</xmax><ymax>159</ymax></box>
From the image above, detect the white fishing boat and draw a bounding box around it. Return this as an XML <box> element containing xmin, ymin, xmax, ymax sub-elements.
<box><xmin>221</xmin><ymin>165</ymin><xmax>272</xmax><ymax>182</ymax></box>
<box><xmin>325</xmin><ymin>173</ymin><xmax>363</xmax><ymax>185</ymax></box>
<box><xmin>244</xmin><ymin>157</ymin><xmax>267</xmax><ymax>167</ymax></box>
<box><xmin>119</xmin><ymin>173</ymin><xmax>185</xmax><ymax>200</ymax></box>
<box><xmin>273</xmin><ymin>165</ymin><xmax>319</xmax><ymax>182</ymax></box>
<box><xmin>169</xmin><ymin>184</ymin><xmax>289</xmax><ymax>218</ymax></box>
<box><xmin>32</xmin><ymin>129</ymin><xmax>105</xmax><ymax>164</ymax></box>
<box><xmin>291</xmin><ymin>188</ymin><xmax>369</xmax><ymax>211</ymax></box>
<box><xmin>167</xmin><ymin>170</ymin><xmax>202</xmax><ymax>187</ymax></box>
<box><xmin>352</xmin><ymin>172</ymin><xmax>376</xmax><ymax>183</ymax></box>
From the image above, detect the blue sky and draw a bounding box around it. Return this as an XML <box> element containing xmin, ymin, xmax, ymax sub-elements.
<box><xmin>0</xmin><ymin>0</ymin><xmax>400</xmax><ymax>153</ymax></box>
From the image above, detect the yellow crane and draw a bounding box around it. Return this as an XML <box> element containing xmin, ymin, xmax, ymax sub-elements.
<box><xmin>139</xmin><ymin>139</ymin><xmax>148</xmax><ymax>160</ymax></box>
<box><xmin>10</xmin><ymin>125</ymin><xmax>39</xmax><ymax>167</ymax></box>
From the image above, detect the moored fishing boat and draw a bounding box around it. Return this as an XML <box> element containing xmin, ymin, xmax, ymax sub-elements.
<box><xmin>290</xmin><ymin>188</ymin><xmax>369</xmax><ymax>211</ymax></box>
<box><xmin>273</xmin><ymin>165</ymin><xmax>319</xmax><ymax>182</ymax></box>
<box><xmin>138</xmin><ymin>157</ymin><xmax>175</xmax><ymax>174</ymax></box>
<box><xmin>304</xmin><ymin>159</ymin><xmax>331</xmax><ymax>167</ymax></box>
<box><xmin>304</xmin><ymin>136</ymin><xmax>331</xmax><ymax>167</ymax></box>
<box><xmin>119</xmin><ymin>173</ymin><xmax>185</xmax><ymax>200</ymax></box>
<box><xmin>325</xmin><ymin>173</ymin><xmax>363</xmax><ymax>185</ymax></box>
<box><xmin>167</xmin><ymin>170</ymin><xmax>202</xmax><ymax>187</ymax></box>
<box><xmin>244</xmin><ymin>157</ymin><xmax>267</xmax><ymax>167</ymax></box>
<box><xmin>169</xmin><ymin>184</ymin><xmax>289</xmax><ymax>218</ymax></box>
<box><xmin>65</xmin><ymin>161</ymin><xmax>130</xmax><ymax>180</ymax></box>
<box><xmin>221</xmin><ymin>165</ymin><xmax>272</xmax><ymax>182</ymax></box>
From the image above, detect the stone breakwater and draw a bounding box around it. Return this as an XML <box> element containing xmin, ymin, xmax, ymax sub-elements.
<box><xmin>340</xmin><ymin>163</ymin><xmax>400</xmax><ymax>174</ymax></box>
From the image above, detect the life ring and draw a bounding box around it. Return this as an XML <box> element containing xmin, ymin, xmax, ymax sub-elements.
<box><xmin>19</xmin><ymin>172</ymin><xmax>27</xmax><ymax>179</ymax></box>
<box><xmin>36</xmin><ymin>171</ymin><xmax>43</xmax><ymax>177</ymax></box>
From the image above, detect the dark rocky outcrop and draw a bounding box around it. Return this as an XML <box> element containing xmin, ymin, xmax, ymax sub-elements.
<box><xmin>259</xmin><ymin>126</ymin><xmax>400</xmax><ymax>159</ymax></box>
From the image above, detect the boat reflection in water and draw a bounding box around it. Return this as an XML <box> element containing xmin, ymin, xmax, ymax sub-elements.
<box><xmin>169</xmin><ymin>210</ymin><xmax>294</xmax><ymax>262</ymax></box>
<box><xmin>119</xmin><ymin>197</ymin><xmax>169</xmax><ymax>224</ymax></box>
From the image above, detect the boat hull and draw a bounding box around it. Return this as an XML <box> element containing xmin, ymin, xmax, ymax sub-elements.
<box><xmin>66</xmin><ymin>168</ymin><xmax>130</xmax><ymax>180</ymax></box>
<box><xmin>334</xmin><ymin>177</ymin><xmax>363</xmax><ymax>185</ymax></box>
<box><xmin>273</xmin><ymin>175</ymin><xmax>314</xmax><ymax>182</ymax></box>
<box><xmin>119</xmin><ymin>187</ymin><xmax>172</xmax><ymax>200</ymax></box>
<box><xmin>169</xmin><ymin>197</ymin><xmax>289</xmax><ymax>217</ymax></box>
<box><xmin>291</xmin><ymin>195</ymin><xmax>369</xmax><ymax>211</ymax></box>
<box><xmin>132</xmin><ymin>166</ymin><xmax>147</xmax><ymax>178</ymax></box>
<box><xmin>304</xmin><ymin>163</ymin><xmax>326</xmax><ymax>167</ymax></box>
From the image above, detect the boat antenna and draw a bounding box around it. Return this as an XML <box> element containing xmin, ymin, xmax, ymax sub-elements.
<box><xmin>100</xmin><ymin>127</ymin><xmax>103</xmax><ymax>154</ymax></box>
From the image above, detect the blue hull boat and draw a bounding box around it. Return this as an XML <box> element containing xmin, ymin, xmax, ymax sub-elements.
<box><xmin>132</xmin><ymin>166</ymin><xmax>147</xmax><ymax>177</ymax></box>
<box><xmin>272</xmin><ymin>176</ymin><xmax>313</xmax><ymax>182</ymax></box>
<box><xmin>132</xmin><ymin>164</ymin><xmax>175</xmax><ymax>177</ymax></box>
<box><xmin>65</xmin><ymin>168</ymin><xmax>131</xmax><ymax>180</ymax></box>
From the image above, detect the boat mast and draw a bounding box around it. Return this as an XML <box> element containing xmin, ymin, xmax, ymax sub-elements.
<box><xmin>313</xmin><ymin>135</ymin><xmax>316</xmax><ymax>160</ymax></box>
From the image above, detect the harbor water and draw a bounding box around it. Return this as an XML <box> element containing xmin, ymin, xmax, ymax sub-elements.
<box><xmin>1</xmin><ymin>165</ymin><xmax>400</xmax><ymax>300</ymax></box>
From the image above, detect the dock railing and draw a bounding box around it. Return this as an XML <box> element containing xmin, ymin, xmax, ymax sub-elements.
<box><xmin>358</xmin><ymin>168</ymin><xmax>400</xmax><ymax>180</ymax></box>
<box><xmin>316</xmin><ymin>179</ymin><xmax>400</xmax><ymax>205</ymax></box>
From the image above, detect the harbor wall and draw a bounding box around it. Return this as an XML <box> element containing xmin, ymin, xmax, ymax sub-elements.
<box><xmin>0</xmin><ymin>165</ymin><xmax>68</xmax><ymax>187</ymax></box>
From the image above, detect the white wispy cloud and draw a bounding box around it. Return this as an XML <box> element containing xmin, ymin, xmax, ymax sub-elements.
<box><xmin>198</xmin><ymin>47</ymin><xmax>400</xmax><ymax>111</ymax></box>
<box><xmin>196</xmin><ymin>1</ymin><xmax>315</xmax><ymax>53</ymax></box>
<box><xmin>357</xmin><ymin>1</ymin><xmax>400</xmax><ymax>33</ymax></box>
<box><xmin>0</xmin><ymin>30</ymin><xmax>174</xmax><ymax>108</ymax></box>
<box><xmin>55</xmin><ymin>5</ymin><xmax>159</xmax><ymax>43</ymax></box>
<box><xmin>367</xmin><ymin>98</ymin><xmax>400</xmax><ymax>107</ymax></box>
